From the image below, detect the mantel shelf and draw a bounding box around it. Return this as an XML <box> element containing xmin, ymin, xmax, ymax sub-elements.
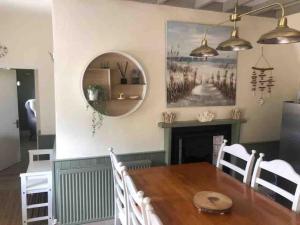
<box><xmin>158</xmin><ymin>119</ymin><xmax>247</xmax><ymax>129</ymax></box>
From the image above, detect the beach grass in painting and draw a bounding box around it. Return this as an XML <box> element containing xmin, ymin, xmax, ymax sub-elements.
<box><xmin>166</xmin><ymin>21</ymin><xmax>237</xmax><ymax>107</ymax></box>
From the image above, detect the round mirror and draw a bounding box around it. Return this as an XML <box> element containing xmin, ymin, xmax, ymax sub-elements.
<box><xmin>82</xmin><ymin>52</ymin><xmax>147</xmax><ymax>117</ymax></box>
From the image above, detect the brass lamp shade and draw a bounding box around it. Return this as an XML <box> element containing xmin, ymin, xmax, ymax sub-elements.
<box><xmin>190</xmin><ymin>39</ymin><xmax>219</xmax><ymax>57</ymax></box>
<box><xmin>257</xmin><ymin>17</ymin><xmax>300</xmax><ymax>44</ymax></box>
<box><xmin>217</xmin><ymin>29</ymin><xmax>252</xmax><ymax>51</ymax></box>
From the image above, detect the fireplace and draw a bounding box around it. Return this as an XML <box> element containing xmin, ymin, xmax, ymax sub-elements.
<box><xmin>158</xmin><ymin>119</ymin><xmax>245</xmax><ymax>165</ymax></box>
<box><xmin>171</xmin><ymin>125</ymin><xmax>231</xmax><ymax>165</ymax></box>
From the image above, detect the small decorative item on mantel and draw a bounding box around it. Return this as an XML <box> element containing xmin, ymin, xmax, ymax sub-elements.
<box><xmin>117</xmin><ymin>61</ymin><xmax>128</xmax><ymax>84</ymax></box>
<box><xmin>197</xmin><ymin>111</ymin><xmax>215</xmax><ymax>122</ymax></box>
<box><xmin>162</xmin><ymin>111</ymin><xmax>176</xmax><ymax>123</ymax></box>
<box><xmin>231</xmin><ymin>108</ymin><xmax>241</xmax><ymax>120</ymax></box>
<box><xmin>0</xmin><ymin>44</ymin><xmax>8</xmax><ymax>58</ymax></box>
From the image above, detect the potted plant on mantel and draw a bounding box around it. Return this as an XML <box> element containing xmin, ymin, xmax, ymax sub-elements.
<box><xmin>86</xmin><ymin>84</ymin><xmax>107</xmax><ymax>136</ymax></box>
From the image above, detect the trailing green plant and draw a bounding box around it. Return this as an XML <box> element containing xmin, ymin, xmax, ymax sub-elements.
<box><xmin>86</xmin><ymin>85</ymin><xmax>107</xmax><ymax>136</ymax></box>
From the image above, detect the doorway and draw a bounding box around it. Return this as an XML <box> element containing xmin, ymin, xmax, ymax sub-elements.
<box><xmin>0</xmin><ymin>68</ymin><xmax>38</xmax><ymax>171</ymax></box>
<box><xmin>16</xmin><ymin>69</ymin><xmax>38</xmax><ymax>164</ymax></box>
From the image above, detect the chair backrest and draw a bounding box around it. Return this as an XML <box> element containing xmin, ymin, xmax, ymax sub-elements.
<box><xmin>251</xmin><ymin>153</ymin><xmax>300</xmax><ymax>212</ymax></box>
<box><xmin>20</xmin><ymin>171</ymin><xmax>52</xmax><ymax>192</ymax></box>
<box><xmin>144</xmin><ymin>198</ymin><xmax>163</xmax><ymax>225</ymax></box>
<box><xmin>124</xmin><ymin>171</ymin><xmax>148</xmax><ymax>225</ymax></box>
<box><xmin>216</xmin><ymin>140</ymin><xmax>256</xmax><ymax>184</ymax></box>
<box><xmin>109</xmin><ymin>148</ymin><xmax>128</xmax><ymax>225</ymax></box>
<box><xmin>28</xmin><ymin>149</ymin><xmax>55</xmax><ymax>163</ymax></box>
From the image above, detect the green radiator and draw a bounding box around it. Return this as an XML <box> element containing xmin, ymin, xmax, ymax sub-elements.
<box><xmin>55</xmin><ymin>160</ymin><xmax>151</xmax><ymax>225</ymax></box>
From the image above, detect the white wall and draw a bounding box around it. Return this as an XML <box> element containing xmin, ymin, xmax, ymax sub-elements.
<box><xmin>288</xmin><ymin>13</ymin><xmax>300</xmax><ymax>73</ymax></box>
<box><xmin>53</xmin><ymin>0</ymin><xmax>300</xmax><ymax>159</ymax></box>
<box><xmin>0</xmin><ymin>0</ymin><xmax>55</xmax><ymax>135</ymax></box>
<box><xmin>0</xmin><ymin>69</ymin><xmax>20</xmax><ymax>171</ymax></box>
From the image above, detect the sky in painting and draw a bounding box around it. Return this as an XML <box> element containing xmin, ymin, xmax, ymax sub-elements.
<box><xmin>167</xmin><ymin>21</ymin><xmax>237</xmax><ymax>60</ymax></box>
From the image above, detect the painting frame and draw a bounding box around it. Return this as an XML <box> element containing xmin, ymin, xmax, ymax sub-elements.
<box><xmin>166</xmin><ymin>20</ymin><xmax>238</xmax><ymax>108</ymax></box>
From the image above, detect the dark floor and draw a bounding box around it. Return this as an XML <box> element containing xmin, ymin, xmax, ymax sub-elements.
<box><xmin>0</xmin><ymin>131</ymin><xmax>40</xmax><ymax>225</ymax></box>
<box><xmin>0</xmin><ymin>162</ymin><xmax>26</xmax><ymax>225</ymax></box>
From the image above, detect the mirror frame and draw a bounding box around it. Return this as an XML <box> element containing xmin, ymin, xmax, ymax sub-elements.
<box><xmin>81</xmin><ymin>51</ymin><xmax>148</xmax><ymax>118</ymax></box>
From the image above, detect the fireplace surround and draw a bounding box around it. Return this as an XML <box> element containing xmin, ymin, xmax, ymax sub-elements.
<box><xmin>158</xmin><ymin>119</ymin><xmax>246</xmax><ymax>165</ymax></box>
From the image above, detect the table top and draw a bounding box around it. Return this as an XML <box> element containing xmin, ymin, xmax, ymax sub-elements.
<box><xmin>130</xmin><ymin>162</ymin><xmax>300</xmax><ymax>225</ymax></box>
<box><xmin>27</xmin><ymin>161</ymin><xmax>52</xmax><ymax>173</ymax></box>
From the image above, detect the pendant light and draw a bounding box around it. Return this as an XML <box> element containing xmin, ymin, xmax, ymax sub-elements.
<box><xmin>190</xmin><ymin>2</ymin><xmax>300</xmax><ymax>56</ymax></box>
<box><xmin>217</xmin><ymin>4</ymin><xmax>252</xmax><ymax>51</ymax></box>
<box><xmin>190</xmin><ymin>31</ymin><xmax>219</xmax><ymax>57</ymax></box>
<box><xmin>217</xmin><ymin>26</ymin><xmax>253</xmax><ymax>51</ymax></box>
<box><xmin>257</xmin><ymin>17</ymin><xmax>300</xmax><ymax>44</ymax></box>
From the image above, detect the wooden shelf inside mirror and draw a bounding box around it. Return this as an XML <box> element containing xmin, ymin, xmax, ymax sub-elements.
<box><xmin>87</xmin><ymin>68</ymin><xmax>111</xmax><ymax>71</ymax></box>
<box><xmin>112</xmin><ymin>84</ymin><xmax>146</xmax><ymax>86</ymax></box>
<box><xmin>110</xmin><ymin>98</ymin><xmax>143</xmax><ymax>101</ymax></box>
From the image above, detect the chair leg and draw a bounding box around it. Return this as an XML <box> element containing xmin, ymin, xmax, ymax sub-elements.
<box><xmin>114</xmin><ymin>200</ymin><xmax>118</xmax><ymax>225</ymax></box>
<box><xmin>21</xmin><ymin>192</ymin><xmax>27</xmax><ymax>224</ymax></box>
<box><xmin>48</xmin><ymin>189</ymin><xmax>53</xmax><ymax>225</ymax></box>
<box><xmin>21</xmin><ymin>176</ymin><xmax>28</xmax><ymax>225</ymax></box>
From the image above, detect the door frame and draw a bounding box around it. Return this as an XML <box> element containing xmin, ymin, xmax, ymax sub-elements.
<box><xmin>0</xmin><ymin>66</ymin><xmax>40</xmax><ymax>156</ymax></box>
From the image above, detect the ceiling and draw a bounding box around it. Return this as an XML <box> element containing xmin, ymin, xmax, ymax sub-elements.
<box><xmin>126</xmin><ymin>0</ymin><xmax>300</xmax><ymax>18</ymax></box>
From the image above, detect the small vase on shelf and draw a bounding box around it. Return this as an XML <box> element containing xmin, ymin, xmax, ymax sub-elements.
<box><xmin>131</xmin><ymin>69</ymin><xmax>141</xmax><ymax>84</ymax></box>
<box><xmin>117</xmin><ymin>61</ymin><xmax>129</xmax><ymax>85</ymax></box>
<box><xmin>120</xmin><ymin>77</ymin><xmax>127</xmax><ymax>84</ymax></box>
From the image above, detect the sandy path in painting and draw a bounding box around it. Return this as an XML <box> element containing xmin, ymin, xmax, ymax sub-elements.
<box><xmin>169</xmin><ymin>83</ymin><xmax>234</xmax><ymax>107</ymax></box>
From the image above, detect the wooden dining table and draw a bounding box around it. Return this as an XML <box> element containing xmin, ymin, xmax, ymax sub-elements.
<box><xmin>129</xmin><ymin>162</ymin><xmax>300</xmax><ymax>225</ymax></box>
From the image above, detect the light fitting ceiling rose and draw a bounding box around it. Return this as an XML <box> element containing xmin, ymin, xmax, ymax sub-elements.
<box><xmin>217</xmin><ymin>28</ymin><xmax>253</xmax><ymax>51</ymax></box>
<box><xmin>257</xmin><ymin>17</ymin><xmax>300</xmax><ymax>44</ymax></box>
<box><xmin>190</xmin><ymin>38</ymin><xmax>219</xmax><ymax>57</ymax></box>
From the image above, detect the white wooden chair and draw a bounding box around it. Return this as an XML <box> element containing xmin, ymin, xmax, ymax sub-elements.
<box><xmin>20</xmin><ymin>149</ymin><xmax>54</xmax><ymax>224</ymax></box>
<box><xmin>20</xmin><ymin>171</ymin><xmax>53</xmax><ymax>224</ymax></box>
<box><xmin>144</xmin><ymin>198</ymin><xmax>163</xmax><ymax>225</ymax></box>
<box><xmin>251</xmin><ymin>153</ymin><xmax>300</xmax><ymax>212</ymax></box>
<box><xmin>109</xmin><ymin>148</ymin><xmax>129</xmax><ymax>225</ymax></box>
<box><xmin>123</xmin><ymin>171</ymin><xmax>148</xmax><ymax>225</ymax></box>
<box><xmin>216</xmin><ymin>140</ymin><xmax>256</xmax><ymax>185</ymax></box>
<box><xmin>28</xmin><ymin>149</ymin><xmax>54</xmax><ymax>163</ymax></box>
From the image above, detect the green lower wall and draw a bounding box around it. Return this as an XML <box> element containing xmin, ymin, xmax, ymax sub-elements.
<box><xmin>242</xmin><ymin>140</ymin><xmax>279</xmax><ymax>161</ymax></box>
<box><xmin>53</xmin><ymin>151</ymin><xmax>165</xmax><ymax>224</ymax></box>
<box><xmin>38</xmin><ymin>134</ymin><xmax>55</xmax><ymax>149</ymax></box>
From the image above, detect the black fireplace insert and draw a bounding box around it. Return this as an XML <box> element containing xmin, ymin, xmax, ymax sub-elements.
<box><xmin>171</xmin><ymin>125</ymin><xmax>231</xmax><ymax>165</ymax></box>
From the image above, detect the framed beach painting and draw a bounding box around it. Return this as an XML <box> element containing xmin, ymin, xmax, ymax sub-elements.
<box><xmin>166</xmin><ymin>21</ymin><xmax>237</xmax><ymax>107</ymax></box>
